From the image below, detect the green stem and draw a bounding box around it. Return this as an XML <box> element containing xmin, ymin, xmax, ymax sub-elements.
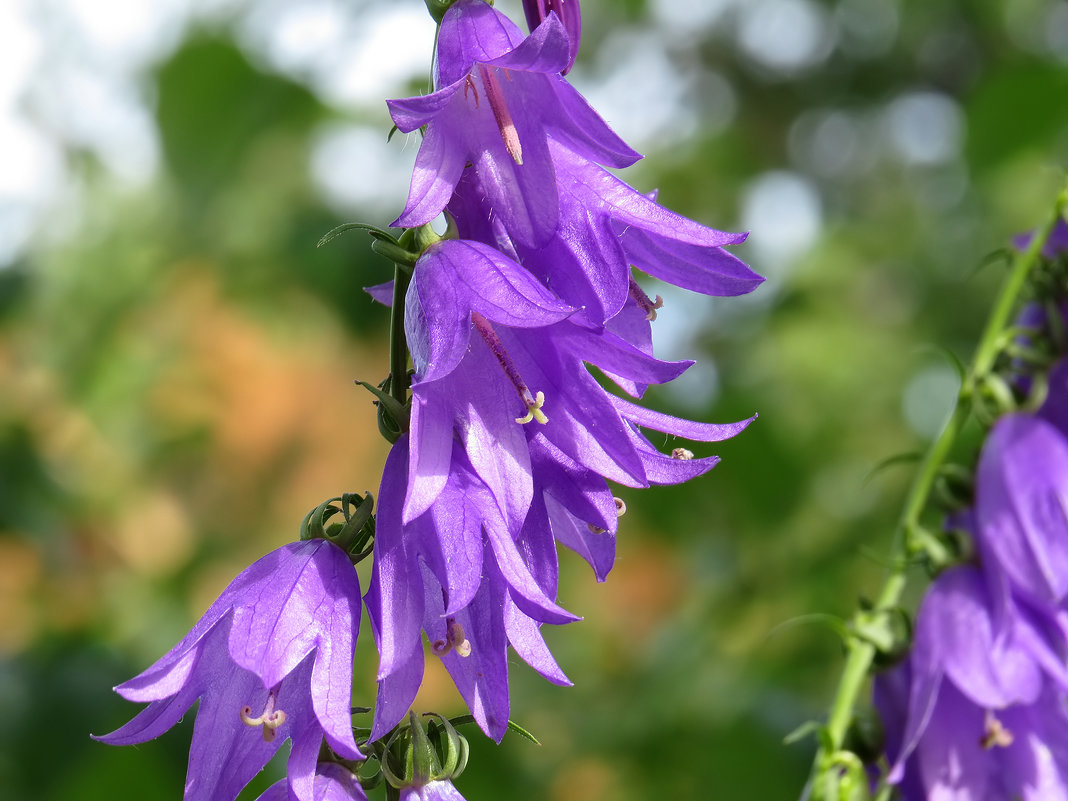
<box><xmin>390</xmin><ymin>262</ymin><xmax>412</xmax><ymax>406</ymax></box>
<box><xmin>811</xmin><ymin>183</ymin><xmax>1068</xmax><ymax>791</ymax></box>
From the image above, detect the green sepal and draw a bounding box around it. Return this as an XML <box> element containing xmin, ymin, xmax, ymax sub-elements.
<box><xmin>299</xmin><ymin>492</ymin><xmax>375</xmax><ymax>560</ymax></box>
<box><xmin>425</xmin><ymin>714</ymin><xmax>469</xmax><ymax>778</ymax></box>
<box><xmin>408</xmin><ymin>711</ymin><xmax>441</xmax><ymax>786</ymax></box>
<box><xmin>371</xmin><ymin>237</ymin><xmax>420</xmax><ymax>268</ymax></box>
<box><xmin>423</xmin><ymin>0</ymin><xmax>460</xmax><ymax>23</ymax></box>
<box><xmin>317</xmin><ymin>222</ymin><xmax>401</xmax><ymax>249</ymax></box>
<box><xmin>356</xmin><ymin>377</ymin><xmax>410</xmax><ymax>443</ymax></box>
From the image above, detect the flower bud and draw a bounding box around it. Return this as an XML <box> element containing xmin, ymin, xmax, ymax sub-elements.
<box><xmin>380</xmin><ymin>712</ymin><xmax>469</xmax><ymax>791</ymax></box>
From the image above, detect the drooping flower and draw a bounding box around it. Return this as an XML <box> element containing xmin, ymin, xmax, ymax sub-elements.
<box><xmin>365</xmin><ymin>239</ymin><xmax>754</xmax><ymax>740</ymax></box>
<box><xmin>1012</xmin><ymin>218</ymin><xmax>1068</xmax><ymax>260</ymax></box>
<box><xmin>874</xmin><ymin>566</ymin><xmax>1068</xmax><ymax>800</ymax></box>
<box><xmin>447</xmin><ymin>141</ymin><xmax>763</xmax><ymax>327</ymax></box>
<box><xmin>388</xmin><ymin>0</ymin><xmax>639</xmax><ymax>249</ymax></box>
<box><xmin>974</xmin><ymin>413</ymin><xmax>1068</xmax><ymax>605</ymax></box>
<box><xmin>521</xmin><ymin>0</ymin><xmax>582</xmax><ymax>74</ymax></box>
<box><xmin>95</xmin><ymin>540</ymin><xmax>364</xmax><ymax>801</ymax></box>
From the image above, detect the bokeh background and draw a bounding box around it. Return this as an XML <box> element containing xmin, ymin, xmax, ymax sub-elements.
<box><xmin>2</xmin><ymin>0</ymin><xmax>1067</xmax><ymax>798</ymax></box>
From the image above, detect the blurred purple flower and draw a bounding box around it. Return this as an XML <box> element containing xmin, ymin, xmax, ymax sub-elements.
<box><xmin>975</xmin><ymin>413</ymin><xmax>1068</xmax><ymax>605</ymax></box>
<box><xmin>522</xmin><ymin>0</ymin><xmax>582</xmax><ymax>73</ymax></box>
<box><xmin>875</xmin><ymin>566</ymin><xmax>1068</xmax><ymax>799</ymax></box>
<box><xmin>1012</xmin><ymin>218</ymin><xmax>1068</xmax><ymax>260</ymax></box>
<box><xmin>387</xmin><ymin>0</ymin><xmax>638</xmax><ymax>248</ymax></box>
<box><xmin>95</xmin><ymin>540</ymin><xmax>363</xmax><ymax>801</ymax></box>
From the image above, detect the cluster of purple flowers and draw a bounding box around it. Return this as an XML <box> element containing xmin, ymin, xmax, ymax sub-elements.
<box><xmin>95</xmin><ymin>2</ymin><xmax>760</xmax><ymax>800</ymax></box>
<box><xmin>875</xmin><ymin>220</ymin><xmax>1068</xmax><ymax>800</ymax></box>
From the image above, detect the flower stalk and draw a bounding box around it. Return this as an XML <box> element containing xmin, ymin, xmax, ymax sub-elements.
<box><xmin>809</xmin><ymin>180</ymin><xmax>1068</xmax><ymax>798</ymax></box>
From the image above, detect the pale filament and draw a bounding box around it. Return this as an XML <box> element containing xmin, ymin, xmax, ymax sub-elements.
<box><xmin>240</xmin><ymin>687</ymin><xmax>287</xmax><ymax>743</ymax></box>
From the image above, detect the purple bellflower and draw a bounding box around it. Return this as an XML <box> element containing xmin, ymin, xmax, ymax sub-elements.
<box><xmin>975</xmin><ymin>413</ymin><xmax>1068</xmax><ymax>606</ymax></box>
<box><xmin>522</xmin><ymin>0</ymin><xmax>582</xmax><ymax>74</ymax></box>
<box><xmin>365</xmin><ymin>238</ymin><xmax>754</xmax><ymax>741</ymax></box>
<box><xmin>1013</xmin><ymin>218</ymin><xmax>1068</xmax><ymax>260</ymax></box>
<box><xmin>388</xmin><ymin>0</ymin><xmax>639</xmax><ymax>249</ymax></box>
<box><xmin>95</xmin><ymin>540</ymin><xmax>364</xmax><ymax>801</ymax></box>
<box><xmin>875</xmin><ymin>566</ymin><xmax>1068</xmax><ymax>800</ymax></box>
<box><xmin>447</xmin><ymin>142</ymin><xmax>763</xmax><ymax>327</ymax></box>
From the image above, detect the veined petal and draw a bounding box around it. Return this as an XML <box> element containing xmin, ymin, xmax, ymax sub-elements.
<box><xmin>403</xmin><ymin>393</ymin><xmax>453</xmax><ymax>522</ymax></box>
<box><xmin>184</xmin><ymin>648</ymin><xmax>303</xmax><ymax>801</ymax></box>
<box><xmin>424</xmin><ymin>562</ymin><xmax>511</xmax><ymax>742</ymax></box>
<box><xmin>413</xmin><ymin>457</ymin><xmax>485</xmax><ymax>616</ymax></box>
<box><xmin>546</xmin><ymin>78</ymin><xmax>641</xmax><ymax>168</ymax></box>
<box><xmin>621</xmin><ymin>227</ymin><xmax>764</xmax><ymax>297</ymax></box>
<box><xmin>435</xmin><ymin>0</ymin><xmax>525</xmax><ymax>87</ymax></box>
<box><xmin>922</xmin><ymin>568</ymin><xmax>1042</xmax><ymax>709</ymax></box>
<box><xmin>368</xmin><ymin>441</ymin><xmax>426</xmax><ymax>678</ymax></box>
<box><xmin>610</xmin><ymin>395</ymin><xmax>757</xmax><ymax>442</ymax></box>
<box><xmin>557</xmin><ymin>324</ymin><xmax>693</xmax><ymax>387</ymax></box>
<box><xmin>435</xmin><ymin>240</ymin><xmax>575</xmax><ymax>326</ymax></box>
<box><xmin>530</xmin><ymin>432</ymin><xmax>618</xmax><ymax>534</ymax></box>
<box><xmin>486</xmin><ymin>10</ymin><xmax>570</xmax><ymax>74</ymax></box>
<box><xmin>387</xmin><ymin>81</ymin><xmax>464</xmax><ymax>133</ymax></box>
<box><xmin>631</xmin><ymin>435</ymin><xmax>722</xmax><ymax>486</ymax></box>
<box><xmin>504</xmin><ymin>592</ymin><xmax>571</xmax><ymax>686</ymax></box>
<box><xmin>369</xmin><ymin>647</ymin><xmax>424</xmax><ymax>744</ymax></box>
<box><xmin>112</xmin><ymin>563</ymin><xmax>265</xmax><ymax>701</ymax></box>
<box><xmin>227</xmin><ymin>541</ymin><xmax>360</xmax><ymax>693</ymax></box>
<box><xmin>393</xmin><ymin>120</ymin><xmax>468</xmax><ymax>229</ymax></box>
<box><xmin>544</xmin><ymin>493</ymin><xmax>616</xmax><ymax>582</ymax></box>
<box><xmin>977</xmin><ymin>414</ymin><xmax>1068</xmax><ymax>603</ymax></box>
<box><xmin>482</xmin><ymin>502</ymin><xmax>578</xmax><ymax>625</ymax></box>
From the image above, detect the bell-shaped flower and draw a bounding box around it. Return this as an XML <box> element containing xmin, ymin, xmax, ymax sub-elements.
<box><xmin>366</xmin><ymin>439</ymin><xmax>575</xmax><ymax>742</ymax></box>
<box><xmin>875</xmin><ymin>566</ymin><xmax>1068</xmax><ymax>799</ymax></box>
<box><xmin>1013</xmin><ymin>217</ymin><xmax>1068</xmax><ymax>260</ymax></box>
<box><xmin>365</xmin><ymin>238</ymin><xmax>754</xmax><ymax>741</ymax></box>
<box><xmin>975</xmin><ymin>413</ymin><xmax>1068</xmax><ymax>605</ymax></box>
<box><xmin>388</xmin><ymin>0</ymin><xmax>639</xmax><ymax>249</ymax></box>
<box><xmin>447</xmin><ymin>141</ymin><xmax>763</xmax><ymax>326</ymax></box>
<box><xmin>401</xmin><ymin>238</ymin><xmax>753</xmax><ymax>527</ymax></box>
<box><xmin>94</xmin><ymin>540</ymin><xmax>364</xmax><ymax>801</ymax></box>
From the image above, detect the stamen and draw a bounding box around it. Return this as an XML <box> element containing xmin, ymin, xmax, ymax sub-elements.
<box><xmin>478</xmin><ymin>65</ymin><xmax>523</xmax><ymax>165</ymax></box>
<box><xmin>463</xmin><ymin>75</ymin><xmax>480</xmax><ymax>107</ymax></box>
<box><xmin>629</xmin><ymin>277</ymin><xmax>664</xmax><ymax>321</ymax></box>
<box><xmin>240</xmin><ymin>687</ymin><xmax>287</xmax><ymax>742</ymax></box>
<box><xmin>590</xmin><ymin>498</ymin><xmax>627</xmax><ymax>534</ymax></box>
<box><xmin>516</xmin><ymin>390</ymin><xmax>548</xmax><ymax>425</ymax></box>
<box><xmin>671</xmin><ymin>448</ymin><xmax>694</xmax><ymax>460</ymax></box>
<box><xmin>471</xmin><ymin>312</ymin><xmax>548</xmax><ymax>425</ymax></box>
<box><xmin>980</xmin><ymin>711</ymin><xmax>1014</xmax><ymax>749</ymax></box>
<box><xmin>432</xmin><ymin>618</ymin><xmax>472</xmax><ymax>658</ymax></box>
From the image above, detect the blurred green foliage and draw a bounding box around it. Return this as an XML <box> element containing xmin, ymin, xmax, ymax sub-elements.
<box><xmin>2</xmin><ymin>1</ymin><xmax>1067</xmax><ymax>800</ymax></box>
